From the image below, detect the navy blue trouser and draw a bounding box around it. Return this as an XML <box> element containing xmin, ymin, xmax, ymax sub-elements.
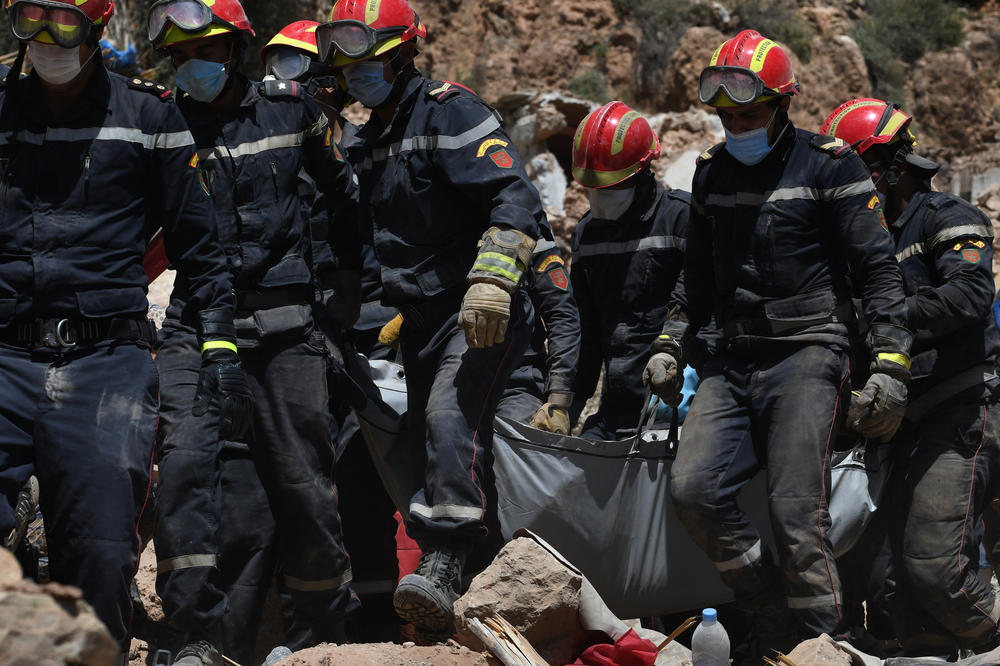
<box><xmin>670</xmin><ymin>342</ymin><xmax>848</xmax><ymax>638</ymax></box>
<box><xmin>495</xmin><ymin>362</ymin><xmax>545</xmax><ymax>424</ymax></box>
<box><xmin>155</xmin><ymin>324</ymin><xmax>358</xmax><ymax>649</ymax></box>
<box><xmin>888</xmin><ymin>396</ymin><xmax>1000</xmax><ymax>654</ymax></box>
<box><xmin>0</xmin><ymin>340</ymin><xmax>157</xmax><ymax>648</ymax></box>
<box><xmin>400</xmin><ymin>291</ymin><xmax>531</xmax><ymax>545</ymax></box>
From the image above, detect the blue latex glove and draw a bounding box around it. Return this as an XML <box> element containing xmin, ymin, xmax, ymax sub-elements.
<box><xmin>652</xmin><ymin>366</ymin><xmax>700</xmax><ymax>424</ymax></box>
<box><xmin>100</xmin><ymin>40</ymin><xmax>137</xmax><ymax>72</ymax></box>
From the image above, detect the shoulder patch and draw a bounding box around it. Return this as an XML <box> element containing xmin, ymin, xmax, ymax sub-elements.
<box><xmin>127</xmin><ymin>77</ymin><xmax>172</xmax><ymax>101</ymax></box>
<box><xmin>261</xmin><ymin>79</ymin><xmax>303</xmax><ymax>99</ymax></box>
<box><xmin>548</xmin><ymin>265</ymin><xmax>569</xmax><ymax>291</ymax></box>
<box><xmin>697</xmin><ymin>142</ymin><xmax>725</xmax><ymax>165</ymax></box>
<box><xmin>426</xmin><ymin>80</ymin><xmax>480</xmax><ymax>104</ymax></box>
<box><xmin>809</xmin><ymin>135</ymin><xmax>853</xmax><ymax>159</ymax></box>
<box><xmin>536</xmin><ymin>253</ymin><xmax>565</xmax><ymax>272</ymax></box>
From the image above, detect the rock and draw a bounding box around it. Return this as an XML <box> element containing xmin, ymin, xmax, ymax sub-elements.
<box><xmin>785</xmin><ymin>634</ymin><xmax>853</xmax><ymax>666</ymax></box>
<box><xmin>0</xmin><ymin>586</ymin><xmax>120</xmax><ymax>666</ymax></box>
<box><xmin>910</xmin><ymin>47</ymin><xmax>992</xmax><ymax>151</ymax></box>
<box><xmin>0</xmin><ymin>547</ymin><xmax>21</xmax><ymax>586</ymax></box>
<box><xmin>661</xmin><ymin>26</ymin><xmax>727</xmax><ymax>112</ymax></box>
<box><xmin>133</xmin><ymin>538</ymin><xmax>163</xmax><ymax>623</ymax></box>
<box><xmin>788</xmin><ymin>35</ymin><xmax>869</xmax><ymax>134</ymax></box>
<box><xmin>279</xmin><ymin>642</ymin><xmax>490</xmax><ymax>665</ymax></box>
<box><xmin>528</xmin><ymin>152</ymin><xmax>568</xmax><ymax>215</ymax></box>
<box><xmin>454</xmin><ymin>536</ymin><xmax>588</xmax><ymax>665</ymax></box>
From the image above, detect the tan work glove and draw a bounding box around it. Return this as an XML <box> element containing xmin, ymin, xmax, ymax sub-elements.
<box><xmin>643</xmin><ymin>352</ymin><xmax>682</xmax><ymax>405</ymax></box>
<box><xmin>378</xmin><ymin>312</ymin><xmax>404</xmax><ymax>346</ymax></box>
<box><xmin>458</xmin><ymin>282</ymin><xmax>511</xmax><ymax>348</ymax></box>
<box><xmin>848</xmin><ymin>373</ymin><xmax>907</xmax><ymax>442</ymax></box>
<box><xmin>529</xmin><ymin>401</ymin><xmax>571</xmax><ymax>435</ymax></box>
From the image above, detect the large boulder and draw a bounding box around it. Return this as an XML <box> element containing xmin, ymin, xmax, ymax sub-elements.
<box><xmin>788</xmin><ymin>35</ymin><xmax>870</xmax><ymax>133</ymax></box>
<box><xmin>454</xmin><ymin>537</ymin><xmax>588</xmax><ymax>665</ymax></box>
<box><xmin>281</xmin><ymin>641</ymin><xmax>490</xmax><ymax>665</ymax></box>
<box><xmin>0</xmin><ymin>549</ymin><xmax>120</xmax><ymax>666</ymax></box>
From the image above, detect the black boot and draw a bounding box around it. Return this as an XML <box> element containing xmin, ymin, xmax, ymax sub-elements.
<box><xmin>393</xmin><ymin>544</ymin><xmax>469</xmax><ymax>640</ymax></box>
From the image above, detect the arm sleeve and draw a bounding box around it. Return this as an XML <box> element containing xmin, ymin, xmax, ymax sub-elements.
<box><xmin>149</xmin><ymin>101</ymin><xmax>233</xmax><ymax>319</ymax></box>
<box><xmin>430</xmin><ymin>97</ymin><xmax>552</xmax><ymax>242</ymax></box>
<box><xmin>302</xmin><ymin>100</ymin><xmax>362</xmax><ymax>273</ymax></box>
<box><xmin>677</xmin><ymin>164</ymin><xmax>715</xmax><ymax>332</ymax></box>
<box><xmin>569</xmin><ymin>225</ymin><xmax>603</xmax><ymax>421</ymax></box>
<box><xmin>826</xmin><ymin>153</ymin><xmax>907</xmax><ymax>327</ymax></box>
<box><xmin>908</xmin><ymin>200</ymin><xmax>995</xmax><ymax>337</ymax></box>
<box><xmin>527</xmin><ymin>243</ymin><xmax>581</xmax><ymax>398</ymax></box>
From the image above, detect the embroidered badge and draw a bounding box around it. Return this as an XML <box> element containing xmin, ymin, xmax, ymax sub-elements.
<box><xmin>476</xmin><ymin>138</ymin><xmax>509</xmax><ymax>157</ymax></box>
<box><xmin>962</xmin><ymin>248</ymin><xmax>981</xmax><ymax>263</ymax></box>
<box><xmin>877</xmin><ymin>209</ymin><xmax>888</xmax><ymax>232</ymax></box>
<box><xmin>189</xmin><ymin>153</ymin><xmax>199</xmax><ymax>169</ymax></box>
<box><xmin>536</xmin><ymin>254</ymin><xmax>565</xmax><ymax>272</ymax></box>
<box><xmin>954</xmin><ymin>240</ymin><xmax>986</xmax><ymax>251</ymax></box>
<box><xmin>549</xmin><ymin>266</ymin><xmax>569</xmax><ymax>291</ymax></box>
<box><xmin>867</xmin><ymin>195</ymin><xmax>879</xmax><ymax>210</ymax></box>
<box><xmin>489</xmin><ymin>149</ymin><xmax>514</xmax><ymax>168</ymax></box>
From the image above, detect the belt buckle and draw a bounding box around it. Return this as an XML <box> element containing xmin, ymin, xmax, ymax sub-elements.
<box><xmin>41</xmin><ymin>319</ymin><xmax>77</xmax><ymax>349</ymax></box>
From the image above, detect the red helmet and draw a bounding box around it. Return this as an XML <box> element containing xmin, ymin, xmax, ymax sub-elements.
<box><xmin>318</xmin><ymin>0</ymin><xmax>426</xmax><ymax>66</ymax></box>
<box><xmin>6</xmin><ymin>0</ymin><xmax>114</xmax><ymax>24</ymax></box>
<box><xmin>699</xmin><ymin>30</ymin><xmax>800</xmax><ymax>108</ymax></box>
<box><xmin>262</xmin><ymin>20</ymin><xmax>319</xmax><ymax>61</ymax></box>
<box><xmin>572</xmin><ymin>101</ymin><xmax>661</xmax><ymax>189</ymax></box>
<box><xmin>821</xmin><ymin>98</ymin><xmax>915</xmax><ymax>156</ymax></box>
<box><xmin>148</xmin><ymin>0</ymin><xmax>254</xmax><ymax>49</ymax></box>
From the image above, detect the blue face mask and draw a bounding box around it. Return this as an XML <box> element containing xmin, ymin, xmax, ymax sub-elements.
<box><xmin>176</xmin><ymin>58</ymin><xmax>230</xmax><ymax>103</ymax></box>
<box><xmin>343</xmin><ymin>61</ymin><xmax>394</xmax><ymax>108</ymax></box>
<box><xmin>724</xmin><ymin>108</ymin><xmax>778</xmax><ymax>166</ymax></box>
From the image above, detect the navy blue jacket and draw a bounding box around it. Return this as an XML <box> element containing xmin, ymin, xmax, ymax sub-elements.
<box><xmin>173</xmin><ymin>76</ymin><xmax>359</xmax><ymax>318</ymax></box>
<box><xmin>890</xmin><ymin>189</ymin><xmax>999</xmax><ymax>401</ymax></box>
<box><xmin>0</xmin><ymin>66</ymin><xmax>232</xmax><ymax>324</ymax></box>
<box><xmin>520</xmin><ymin>240</ymin><xmax>580</xmax><ymax>399</ymax></box>
<box><xmin>571</xmin><ymin>173</ymin><xmax>689</xmax><ymax>434</ymax></box>
<box><xmin>344</xmin><ymin>71</ymin><xmax>551</xmax><ymax>307</ymax></box>
<box><xmin>673</xmin><ymin>120</ymin><xmax>907</xmax><ymax>352</ymax></box>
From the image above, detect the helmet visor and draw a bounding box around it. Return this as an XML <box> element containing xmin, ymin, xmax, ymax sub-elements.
<box><xmin>11</xmin><ymin>1</ymin><xmax>90</xmax><ymax>48</ymax></box>
<box><xmin>147</xmin><ymin>0</ymin><xmax>213</xmax><ymax>44</ymax></box>
<box><xmin>316</xmin><ymin>19</ymin><xmax>406</xmax><ymax>63</ymax></box>
<box><xmin>698</xmin><ymin>67</ymin><xmax>769</xmax><ymax>106</ymax></box>
<box><xmin>266</xmin><ymin>47</ymin><xmax>312</xmax><ymax>81</ymax></box>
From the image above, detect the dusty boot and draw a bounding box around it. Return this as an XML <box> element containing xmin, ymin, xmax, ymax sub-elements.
<box><xmin>4</xmin><ymin>476</ymin><xmax>38</xmax><ymax>551</ymax></box>
<box><xmin>393</xmin><ymin>544</ymin><xmax>469</xmax><ymax>640</ymax></box>
<box><xmin>172</xmin><ymin>639</ymin><xmax>222</xmax><ymax>666</ymax></box>
<box><xmin>733</xmin><ymin>591</ymin><xmax>799</xmax><ymax>665</ymax></box>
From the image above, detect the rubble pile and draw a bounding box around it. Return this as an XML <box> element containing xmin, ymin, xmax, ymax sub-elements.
<box><xmin>0</xmin><ymin>548</ymin><xmax>120</xmax><ymax>666</ymax></box>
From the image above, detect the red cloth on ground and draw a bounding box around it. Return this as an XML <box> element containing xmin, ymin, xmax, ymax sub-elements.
<box><xmin>569</xmin><ymin>628</ymin><xmax>659</xmax><ymax>666</ymax></box>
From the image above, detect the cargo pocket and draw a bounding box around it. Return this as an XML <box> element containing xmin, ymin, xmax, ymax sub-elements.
<box><xmin>763</xmin><ymin>291</ymin><xmax>835</xmax><ymax>334</ymax></box>
<box><xmin>252</xmin><ymin>304</ymin><xmax>313</xmax><ymax>342</ymax></box>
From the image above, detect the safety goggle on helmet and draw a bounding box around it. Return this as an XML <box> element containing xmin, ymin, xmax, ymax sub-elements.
<box><xmin>315</xmin><ymin>19</ymin><xmax>412</xmax><ymax>64</ymax></box>
<box><xmin>265</xmin><ymin>47</ymin><xmax>335</xmax><ymax>82</ymax></box>
<box><xmin>9</xmin><ymin>0</ymin><xmax>93</xmax><ymax>48</ymax></box>
<box><xmin>698</xmin><ymin>67</ymin><xmax>781</xmax><ymax>106</ymax></box>
<box><xmin>146</xmin><ymin>0</ymin><xmax>251</xmax><ymax>48</ymax></box>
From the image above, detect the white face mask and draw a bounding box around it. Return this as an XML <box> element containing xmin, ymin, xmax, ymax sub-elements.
<box><xmin>586</xmin><ymin>186</ymin><xmax>636</xmax><ymax>220</ymax></box>
<box><xmin>30</xmin><ymin>42</ymin><xmax>90</xmax><ymax>85</ymax></box>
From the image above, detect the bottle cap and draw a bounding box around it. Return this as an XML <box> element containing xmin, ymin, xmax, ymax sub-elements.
<box><xmin>702</xmin><ymin>608</ymin><xmax>717</xmax><ymax>622</ymax></box>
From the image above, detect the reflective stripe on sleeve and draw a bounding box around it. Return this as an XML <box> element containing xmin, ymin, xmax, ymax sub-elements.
<box><xmin>472</xmin><ymin>252</ymin><xmax>524</xmax><ymax>281</ymax></box>
<box><xmin>896</xmin><ymin>242</ymin><xmax>924</xmax><ymax>263</ymax></box>
<box><xmin>930</xmin><ymin>224</ymin><xmax>994</xmax><ymax>249</ymax></box>
<box><xmin>409</xmin><ymin>502</ymin><xmax>483</xmax><ymax>520</ymax></box>
<box><xmin>361</xmin><ymin>115</ymin><xmax>502</xmax><ymax>170</ymax></box>
<box><xmin>877</xmin><ymin>352</ymin><xmax>911</xmax><ymax>371</ymax></box>
<box><xmin>157</xmin><ymin>553</ymin><xmax>218</xmax><ymax>573</ymax></box>
<box><xmin>705</xmin><ymin>179</ymin><xmax>875</xmax><ymax>208</ymax></box>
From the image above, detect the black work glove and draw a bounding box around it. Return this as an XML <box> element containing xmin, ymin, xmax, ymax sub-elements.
<box><xmin>195</xmin><ymin>308</ymin><xmax>255</xmax><ymax>441</ymax></box>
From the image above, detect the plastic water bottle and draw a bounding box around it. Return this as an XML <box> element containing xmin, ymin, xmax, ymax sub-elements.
<box><xmin>691</xmin><ymin>607</ymin><xmax>730</xmax><ymax>666</ymax></box>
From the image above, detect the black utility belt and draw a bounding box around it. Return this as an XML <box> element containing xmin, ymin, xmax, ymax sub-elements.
<box><xmin>722</xmin><ymin>301</ymin><xmax>854</xmax><ymax>338</ymax></box>
<box><xmin>0</xmin><ymin>316</ymin><xmax>156</xmax><ymax>349</ymax></box>
<box><xmin>234</xmin><ymin>287</ymin><xmax>313</xmax><ymax>311</ymax></box>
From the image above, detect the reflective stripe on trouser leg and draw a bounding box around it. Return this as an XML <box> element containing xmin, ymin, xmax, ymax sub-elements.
<box><xmin>759</xmin><ymin>344</ymin><xmax>847</xmax><ymax>636</ymax></box>
<box><xmin>405</xmin><ymin>292</ymin><xmax>533</xmax><ymax>542</ymax></box>
<box><xmin>154</xmin><ymin>328</ymin><xmax>227</xmax><ymax>637</ymax></box>
<box><xmin>31</xmin><ymin>342</ymin><xmax>158</xmax><ymax>649</ymax></box>
<box><xmin>896</xmin><ymin>400</ymin><xmax>1000</xmax><ymax>648</ymax></box>
<box><xmin>240</xmin><ymin>338</ymin><xmax>359</xmax><ymax>639</ymax></box>
<box><xmin>670</xmin><ymin>361</ymin><xmax>775</xmax><ymax>600</ymax></box>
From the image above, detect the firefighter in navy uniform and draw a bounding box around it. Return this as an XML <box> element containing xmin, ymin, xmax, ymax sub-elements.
<box><xmin>643</xmin><ymin>31</ymin><xmax>911</xmax><ymax>655</ymax></box>
<box><xmin>317</xmin><ymin>0</ymin><xmax>552</xmax><ymax>639</ymax></box>
<box><xmin>0</xmin><ymin>0</ymin><xmax>247</xmax><ymax>653</ymax></box>
<box><xmin>146</xmin><ymin>1</ymin><xmax>362</xmax><ymax>663</ymax></box>
<box><xmin>569</xmin><ymin>101</ymin><xmax>689</xmax><ymax>440</ymax></box>
<box><xmin>494</xmin><ymin>238</ymin><xmax>581</xmax><ymax>435</ymax></box>
<box><xmin>824</xmin><ymin>99</ymin><xmax>1000</xmax><ymax>656</ymax></box>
